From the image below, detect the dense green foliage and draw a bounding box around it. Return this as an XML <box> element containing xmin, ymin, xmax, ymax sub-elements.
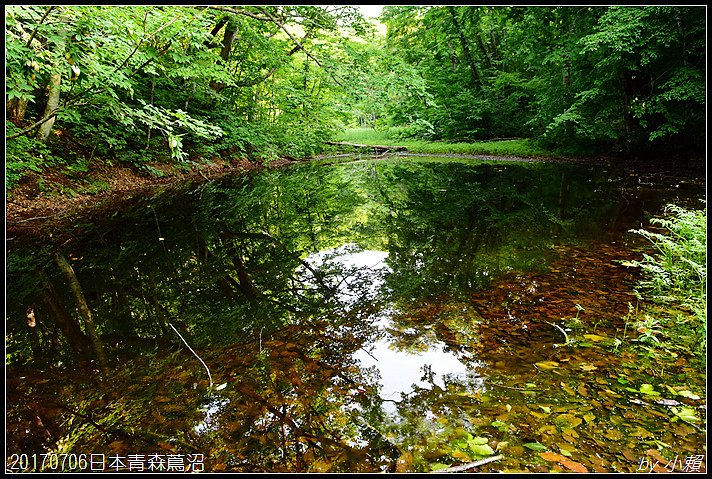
<box><xmin>628</xmin><ymin>203</ymin><xmax>707</xmax><ymax>354</ymax></box>
<box><xmin>378</xmin><ymin>6</ymin><xmax>705</xmax><ymax>156</ymax></box>
<box><xmin>5</xmin><ymin>6</ymin><xmax>705</xmax><ymax>189</ymax></box>
<box><xmin>5</xmin><ymin>6</ymin><xmax>374</xmax><ymax>186</ymax></box>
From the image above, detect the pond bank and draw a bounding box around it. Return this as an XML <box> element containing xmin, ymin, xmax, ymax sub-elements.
<box><xmin>6</xmin><ymin>152</ymin><xmax>704</xmax><ymax>239</ymax></box>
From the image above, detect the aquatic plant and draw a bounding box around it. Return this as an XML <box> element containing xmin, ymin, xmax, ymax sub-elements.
<box><xmin>628</xmin><ymin>202</ymin><xmax>707</xmax><ymax>353</ymax></box>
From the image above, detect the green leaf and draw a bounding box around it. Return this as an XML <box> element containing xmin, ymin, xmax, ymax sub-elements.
<box><xmin>469</xmin><ymin>436</ymin><xmax>489</xmax><ymax>445</ymax></box>
<box><xmin>469</xmin><ymin>443</ymin><xmax>495</xmax><ymax>457</ymax></box>
<box><xmin>677</xmin><ymin>390</ymin><xmax>701</xmax><ymax>400</ymax></box>
<box><xmin>559</xmin><ymin>448</ymin><xmax>573</xmax><ymax>457</ymax></box>
<box><xmin>523</xmin><ymin>442</ymin><xmax>548</xmax><ymax>451</ymax></box>
<box><xmin>639</xmin><ymin>384</ymin><xmax>660</xmax><ymax>396</ymax></box>
<box><xmin>671</xmin><ymin>406</ymin><xmax>700</xmax><ymax>424</ymax></box>
<box><xmin>491</xmin><ymin>420</ymin><xmax>509</xmax><ymax>432</ymax></box>
<box><xmin>430</xmin><ymin>463</ymin><xmax>450</xmax><ymax>471</ymax></box>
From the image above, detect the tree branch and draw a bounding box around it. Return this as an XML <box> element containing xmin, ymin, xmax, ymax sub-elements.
<box><xmin>25</xmin><ymin>6</ymin><xmax>55</xmax><ymax>48</ymax></box>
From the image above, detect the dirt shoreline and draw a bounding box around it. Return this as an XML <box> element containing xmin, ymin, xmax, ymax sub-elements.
<box><xmin>5</xmin><ymin>157</ymin><xmax>297</xmax><ymax>239</ymax></box>
<box><xmin>5</xmin><ymin>152</ymin><xmax>704</xmax><ymax>239</ymax></box>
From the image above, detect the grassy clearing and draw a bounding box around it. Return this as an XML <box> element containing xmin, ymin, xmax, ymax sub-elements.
<box><xmin>333</xmin><ymin>127</ymin><xmax>556</xmax><ymax>157</ymax></box>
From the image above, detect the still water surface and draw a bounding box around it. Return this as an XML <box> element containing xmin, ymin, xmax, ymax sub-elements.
<box><xmin>6</xmin><ymin>157</ymin><xmax>706</xmax><ymax>472</ymax></box>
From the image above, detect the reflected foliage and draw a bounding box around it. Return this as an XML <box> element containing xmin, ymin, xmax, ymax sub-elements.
<box><xmin>6</xmin><ymin>159</ymin><xmax>705</xmax><ymax>472</ymax></box>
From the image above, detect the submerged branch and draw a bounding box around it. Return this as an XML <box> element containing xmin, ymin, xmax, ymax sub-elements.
<box><xmin>169</xmin><ymin>323</ymin><xmax>213</xmax><ymax>388</ymax></box>
<box><xmin>433</xmin><ymin>454</ymin><xmax>504</xmax><ymax>473</ymax></box>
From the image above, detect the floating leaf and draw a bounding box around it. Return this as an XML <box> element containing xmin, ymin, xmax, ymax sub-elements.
<box><xmin>671</xmin><ymin>406</ymin><xmax>701</xmax><ymax>424</ymax></box>
<box><xmin>523</xmin><ymin>442</ymin><xmax>547</xmax><ymax>451</ymax></box>
<box><xmin>554</xmin><ymin>414</ymin><xmax>582</xmax><ymax>429</ymax></box>
<box><xmin>677</xmin><ymin>390</ymin><xmax>701</xmax><ymax>400</ymax></box>
<box><xmin>539</xmin><ymin>405</ymin><xmax>552</xmax><ymax>414</ymax></box>
<box><xmin>580</xmin><ymin>363</ymin><xmax>598</xmax><ymax>371</ymax></box>
<box><xmin>215</xmin><ymin>382</ymin><xmax>228</xmax><ymax>391</ymax></box>
<box><xmin>583</xmin><ymin>334</ymin><xmax>607</xmax><ymax>342</ymax></box>
<box><xmin>540</xmin><ymin>451</ymin><xmax>590</xmax><ymax>472</ymax></box>
<box><xmin>430</xmin><ymin>463</ymin><xmax>450</xmax><ymax>472</ymax></box>
<box><xmin>469</xmin><ymin>436</ymin><xmax>489</xmax><ymax>445</ymax></box>
<box><xmin>561</xmin><ymin>382</ymin><xmax>576</xmax><ymax>396</ymax></box>
<box><xmin>469</xmin><ymin>443</ymin><xmax>495</xmax><ymax>457</ymax></box>
<box><xmin>559</xmin><ymin>448</ymin><xmax>573</xmax><ymax>457</ymax></box>
<box><xmin>541</xmin><ymin>451</ymin><xmax>566</xmax><ymax>461</ymax></box>
<box><xmin>622</xmin><ymin>450</ymin><xmax>636</xmax><ymax>462</ymax></box>
<box><xmin>535</xmin><ymin>361</ymin><xmax>560</xmax><ymax>370</ymax></box>
<box><xmin>577</xmin><ymin>384</ymin><xmax>589</xmax><ymax>396</ymax></box>
<box><xmin>451</xmin><ymin>450</ymin><xmax>471</xmax><ymax>461</ymax></box>
<box><xmin>639</xmin><ymin>384</ymin><xmax>660</xmax><ymax>396</ymax></box>
<box><xmin>491</xmin><ymin>420</ymin><xmax>509</xmax><ymax>432</ymax></box>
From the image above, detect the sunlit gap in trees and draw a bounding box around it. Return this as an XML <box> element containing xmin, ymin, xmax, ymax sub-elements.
<box><xmin>303</xmin><ymin>243</ymin><xmax>481</xmax><ymax>413</ymax></box>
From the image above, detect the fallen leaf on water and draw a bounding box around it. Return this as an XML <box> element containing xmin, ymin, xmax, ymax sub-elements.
<box><xmin>577</xmin><ymin>384</ymin><xmax>589</xmax><ymax>397</ymax></box>
<box><xmin>646</xmin><ymin>449</ymin><xmax>668</xmax><ymax>463</ymax></box>
<box><xmin>523</xmin><ymin>442</ymin><xmax>547</xmax><ymax>451</ymax></box>
<box><xmin>469</xmin><ymin>444</ymin><xmax>495</xmax><ymax>457</ymax></box>
<box><xmin>561</xmin><ymin>382</ymin><xmax>576</xmax><ymax>396</ymax></box>
<box><xmin>583</xmin><ymin>334</ymin><xmax>607</xmax><ymax>342</ymax></box>
<box><xmin>554</xmin><ymin>413</ymin><xmax>582</xmax><ymax>429</ymax></box>
<box><xmin>451</xmin><ymin>450</ymin><xmax>471</xmax><ymax>461</ymax></box>
<box><xmin>671</xmin><ymin>406</ymin><xmax>701</xmax><ymax>424</ymax></box>
<box><xmin>580</xmin><ymin>363</ymin><xmax>598</xmax><ymax>372</ymax></box>
<box><xmin>535</xmin><ymin>361</ymin><xmax>560</xmax><ymax>370</ymax></box>
<box><xmin>540</xmin><ymin>452</ymin><xmax>589</xmax><ymax>473</ymax></box>
<box><xmin>677</xmin><ymin>390</ymin><xmax>701</xmax><ymax>400</ymax></box>
<box><xmin>621</xmin><ymin>450</ymin><xmax>636</xmax><ymax>462</ymax></box>
<box><xmin>639</xmin><ymin>384</ymin><xmax>659</xmax><ymax>396</ymax></box>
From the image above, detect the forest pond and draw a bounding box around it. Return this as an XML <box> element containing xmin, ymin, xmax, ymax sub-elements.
<box><xmin>6</xmin><ymin>157</ymin><xmax>706</xmax><ymax>472</ymax></box>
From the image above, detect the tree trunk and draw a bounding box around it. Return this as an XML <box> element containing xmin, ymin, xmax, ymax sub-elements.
<box><xmin>25</xmin><ymin>306</ymin><xmax>44</xmax><ymax>361</ymax></box>
<box><xmin>7</xmin><ymin>97</ymin><xmax>28</xmax><ymax>124</ymax></box>
<box><xmin>37</xmin><ymin>269</ymin><xmax>92</xmax><ymax>365</ymax></box>
<box><xmin>447</xmin><ymin>6</ymin><xmax>482</xmax><ymax>88</ymax></box>
<box><xmin>36</xmin><ymin>28</ymin><xmax>66</xmax><ymax>141</ymax></box>
<box><xmin>36</xmin><ymin>72</ymin><xmax>62</xmax><ymax>141</ymax></box>
<box><xmin>52</xmin><ymin>252</ymin><xmax>108</xmax><ymax>371</ymax></box>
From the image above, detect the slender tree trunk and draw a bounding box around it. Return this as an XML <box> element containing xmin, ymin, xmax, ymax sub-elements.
<box><xmin>36</xmin><ymin>72</ymin><xmax>62</xmax><ymax>141</ymax></box>
<box><xmin>53</xmin><ymin>251</ymin><xmax>108</xmax><ymax>371</ymax></box>
<box><xmin>37</xmin><ymin>269</ymin><xmax>92</xmax><ymax>365</ymax></box>
<box><xmin>25</xmin><ymin>307</ymin><xmax>44</xmax><ymax>361</ymax></box>
<box><xmin>447</xmin><ymin>6</ymin><xmax>481</xmax><ymax>88</ymax></box>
